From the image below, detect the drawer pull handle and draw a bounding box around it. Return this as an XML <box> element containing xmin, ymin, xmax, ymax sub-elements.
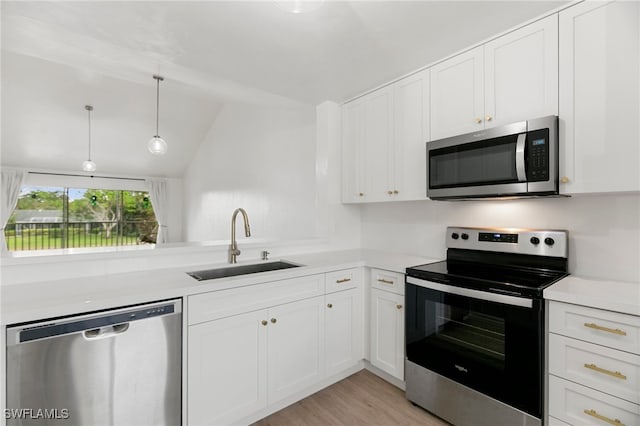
<box><xmin>584</xmin><ymin>363</ymin><xmax>627</xmax><ymax>380</ymax></box>
<box><xmin>584</xmin><ymin>409</ymin><xmax>625</xmax><ymax>426</ymax></box>
<box><xmin>584</xmin><ymin>322</ymin><xmax>627</xmax><ymax>336</ymax></box>
<box><xmin>336</xmin><ymin>278</ymin><xmax>351</xmax><ymax>284</ymax></box>
<box><xmin>377</xmin><ymin>278</ymin><xmax>394</xmax><ymax>285</ymax></box>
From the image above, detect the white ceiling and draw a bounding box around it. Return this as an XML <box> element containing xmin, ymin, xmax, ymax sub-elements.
<box><xmin>1</xmin><ymin>0</ymin><xmax>567</xmax><ymax>178</ymax></box>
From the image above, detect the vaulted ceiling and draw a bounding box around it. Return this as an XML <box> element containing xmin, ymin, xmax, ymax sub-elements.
<box><xmin>1</xmin><ymin>1</ymin><xmax>567</xmax><ymax>178</ymax></box>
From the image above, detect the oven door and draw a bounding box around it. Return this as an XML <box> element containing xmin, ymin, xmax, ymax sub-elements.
<box><xmin>405</xmin><ymin>277</ymin><xmax>544</xmax><ymax>418</ymax></box>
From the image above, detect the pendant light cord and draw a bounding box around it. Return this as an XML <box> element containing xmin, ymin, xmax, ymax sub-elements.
<box><xmin>153</xmin><ymin>75</ymin><xmax>164</xmax><ymax>137</ymax></box>
<box><xmin>85</xmin><ymin>105</ymin><xmax>93</xmax><ymax>160</ymax></box>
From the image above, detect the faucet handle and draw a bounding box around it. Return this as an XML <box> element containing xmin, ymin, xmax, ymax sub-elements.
<box><xmin>261</xmin><ymin>250</ymin><xmax>270</xmax><ymax>261</ymax></box>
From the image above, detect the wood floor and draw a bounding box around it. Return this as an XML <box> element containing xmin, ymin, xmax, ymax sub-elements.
<box><xmin>253</xmin><ymin>370</ymin><xmax>450</xmax><ymax>426</ymax></box>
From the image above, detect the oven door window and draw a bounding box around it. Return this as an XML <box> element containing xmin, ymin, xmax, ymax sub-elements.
<box><xmin>429</xmin><ymin>135</ymin><xmax>518</xmax><ymax>189</ymax></box>
<box><xmin>406</xmin><ymin>283</ymin><xmax>543</xmax><ymax>418</ymax></box>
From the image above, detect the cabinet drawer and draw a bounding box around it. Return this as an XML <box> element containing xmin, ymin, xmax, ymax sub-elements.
<box><xmin>549</xmin><ymin>375</ymin><xmax>640</xmax><ymax>426</ymax></box>
<box><xmin>549</xmin><ymin>334</ymin><xmax>640</xmax><ymax>404</ymax></box>
<box><xmin>188</xmin><ymin>274</ymin><xmax>325</xmax><ymax>325</ymax></box>
<box><xmin>549</xmin><ymin>301</ymin><xmax>640</xmax><ymax>355</ymax></box>
<box><xmin>370</xmin><ymin>268</ymin><xmax>404</xmax><ymax>295</ymax></box>
<box><xmin>325</xmin><ymin>268</ymin><xmax>360</xmax><ymax>294</ymax></box>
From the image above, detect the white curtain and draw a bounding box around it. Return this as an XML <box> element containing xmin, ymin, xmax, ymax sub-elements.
<box><xmin>1</xmin><ymin>169</ymin><xmax>26</xmax><ymax>253</ymax></box>
<box><xmin>146</xmin><ymin>178</ymin><xmax>169</xmax><ymax>245</ymax></box>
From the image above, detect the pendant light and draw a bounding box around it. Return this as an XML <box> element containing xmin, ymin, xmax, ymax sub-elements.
<box><xmin>82</xmin><ymin>105</ymin><xmax>97</xmax><ymax>172</ymax></box>
<box><xmin>148</xmin><ymin>75</ymin><xmax>168</xmax><ymax>155</ymax></box>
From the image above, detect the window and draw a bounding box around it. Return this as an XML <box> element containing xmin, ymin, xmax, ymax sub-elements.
<box><xmin>4</xmin><ymin>186</ymin><xmax>158</xmax><ymax>252</ymax></box>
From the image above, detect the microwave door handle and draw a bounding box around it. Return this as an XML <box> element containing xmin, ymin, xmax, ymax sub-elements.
<box><xmin>515</xmin><ymin>133</ymin><xmax>527</xmax><ymax>182</ymax></box>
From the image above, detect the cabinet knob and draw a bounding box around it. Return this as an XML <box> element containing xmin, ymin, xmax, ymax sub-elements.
<box><xmin>393</xmin><ymin>190</ymin><xmax>399</xmax><ymax>194</ymax></box>
<box><xmin>475</xmin><ymin>118</ymin><xmax>482</xmax><ymax>124</ymax></box>
<box><xmin>327</xmin><ymin>303</ymin><xmax>333</xmax><ymax>308</ymax></box>
<box><xmin>387</xmin><ymin>190</ymin><xmax>393</xmax><ymax>195</ymax></box>
<box><xmin>396</xmin><ymin>304</ymin><xmax>403</xmax><ymax>310</ymax></box>
<box><xmin>270</xmin><ymin>318</ymin><xmax>277</xmax><ymax>324</ymax></box>
<box><xmin>485</xmin><ymin>115</ymin><xmax>493</xmax><ymax>122</ymax></box>
<box><xmin>261</xmin><ymin>320</ymin><xmax>268</xmax><ymax>326</ymax></box>
<box><xmin>358</xmin><ymin>192</ymin><xmax>365</xmax><ymax>197</ymax></box>
<box><xmin>560</xmin><ymin>176</ymin><xmax>570</xmax><ymax>184</ymax></box>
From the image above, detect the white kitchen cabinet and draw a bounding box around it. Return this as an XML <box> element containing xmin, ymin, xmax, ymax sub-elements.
<box><xmin>431</xmin><ymin>15</ymin><xmax>558</xmax><ymax>140</ymax></box>
<box><xmin>430</xmin><ymin>46</ymin><xmax>484</xmax><ymax>140</ymax></box>
<box><xmin>188</xmin><ymin>310</ymin><xmax>268</xmax><ymax>426</ymax></box>
<box><xmin>392</xmin><ymin>69</ymin><xmax>430</xmax><ymax>201</ymax></box>
<box><xmin>370</xmin><ymin>287</ymin><xmax>405</xmax><ymax>380</ymax></box>
<box><xmin>342</xmin><ymin>70</ymin><xmax>429</xmax><ymax>203</ymax></box>
<box><xmin>325</xmin><ymin>288</ymin><xmax>363</xmax><ymax>377</ymax></box>
<box><xmin>548</xmin><ymin>300</ymin><xmax>640</xmax><ymax>425</ymax></box>
<box><xmin>188</xmin><ymin>295</ymin><xmax>325</xmax><ymax>425</ymax></box>
<box><xmin>267</xmin><ymin>296</ymin><xmax>325</xmax><ymax>403</ymax></box>
<box><xmin>559</xmin><ymin>0</ymin><xmax>640</xmax><ymax>194</ymax></box>
<box><xmin>342</xmin><ymin>87</ymin><xmax>393</xmax><ymax>203</ymax></box>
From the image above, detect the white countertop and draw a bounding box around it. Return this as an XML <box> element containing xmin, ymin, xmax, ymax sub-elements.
<box><xmin>0</xmin><ymin>249</ymin><xmax>436</xmax><ymax>325</ymax></box>
<box><xmin>544</xmin><ymin>276</ymin><xmax>640</xmax><ymax>316</ymax></box>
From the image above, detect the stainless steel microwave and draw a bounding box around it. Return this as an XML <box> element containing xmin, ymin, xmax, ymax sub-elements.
<box><xmin>427</xmin><ymin>115</ymin><xmax>559</xmax><ymax>200</ymax></box>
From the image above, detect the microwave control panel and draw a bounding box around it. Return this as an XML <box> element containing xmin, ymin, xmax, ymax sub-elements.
<box><xmin>526</xmin><ymin>129</ymin><xmax>549</xmax><ymax>182</ymax></box>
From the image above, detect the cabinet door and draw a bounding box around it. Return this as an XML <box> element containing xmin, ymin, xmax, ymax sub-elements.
<box><xmin>267</xmin><ymin>296</ymin><xmax>325</xmax><ymax>403</ymax></box>
<box><xmin>370</xmin><ymin>288</ymin><xmax>405</xmax><ymax>380</ymax></box>
<box><xmin>325</xmin><ymin>288</ymin><xmax>363</xmax><ymax>377</ymax></box>
<box><xmin>342</xmin><ymin>99</ymin><xmax>366</xmax><ymax>203</ymax></box>
<box><xmin>484</xmin><ymin>14</ymin><xmax>558</xmax><ymax>128</ymax></box>
<box><xmin>430</xmin><ymin>46</ymin><xmax>484</xmax><ymax>140</ymax></box>
<box><xmin>392</xmin><ymin>69</ymin><xmax>430</xmax><ymax>201</ymax></box>
<box><xmin>559</xmin><ymin>0</ymin><xmax>640</xmax><ymax>193</ymax></box>
<box><xmin>188</xmin><ymin>310</ymin><xmax>268</xmax><ymax>426</ymax></box>
<box><xmin>363</xmin><ymin>88</ymin><xmax>394</xmax><ymax>202</ymax></box>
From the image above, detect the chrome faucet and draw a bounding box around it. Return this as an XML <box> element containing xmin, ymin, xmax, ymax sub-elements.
<box><xmin>229</xmin><ymin>208</ymin><xmax>251</xmax><ymax>264</ymax></box>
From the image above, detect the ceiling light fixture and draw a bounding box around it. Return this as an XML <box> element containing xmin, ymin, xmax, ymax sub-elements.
<box><xmin>274</xmin><ymin>0</ymin><xmax>325</xmax><ymax>14</ymax></box>
<box><xmin>82</xmin><ymin>105</ymin><xmax>97</xmax><ymax>172</ymax></box>
<box><xmin>148</xmin><ymin>75</ymin><xmax>168</xmax><ymax>155</ymax></box>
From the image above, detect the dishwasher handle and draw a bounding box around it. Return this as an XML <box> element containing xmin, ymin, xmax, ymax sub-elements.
<box><xmin>7</xmin><ymin>299</ymin><xmax>181</xmax><ymax>346</ymax></box>
<box><xmin>83</xmin><ymin>323</ymin><xmax>130</xmax><ymax>340</ymax></box>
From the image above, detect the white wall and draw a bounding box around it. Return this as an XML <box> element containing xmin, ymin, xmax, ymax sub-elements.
<box><xmin>360</xmin><ymin>193</ymin><xmax>640</xmax><ymax>282</ymax></box>
<box><xmin>183</xmin><ymin>101</ymin><xmax>319</xmax><ymax>243</ymax></box>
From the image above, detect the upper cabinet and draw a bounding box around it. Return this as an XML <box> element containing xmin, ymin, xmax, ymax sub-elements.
<box><xmin>342</xmin><ymin>69</ymin><xmax>429</xmax><ymax>203</ymax></box>
<box><xmin>559</xmin><ymin>0</ymin><xmax>640</xmax><ymax>194</ymax></box>
<box><xmin>431</xmin><ymin>15</ymin><xmax>558</xmax><ymax>140</ymax></box>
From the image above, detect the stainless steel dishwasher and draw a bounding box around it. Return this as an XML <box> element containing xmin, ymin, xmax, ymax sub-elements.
<box><xmin>6</xmin><ymin>299</ymin><xmax>182</xmax><ymax>426</ymax></box>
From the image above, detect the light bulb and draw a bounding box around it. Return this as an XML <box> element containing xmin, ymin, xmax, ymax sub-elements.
<box><xmin>148</xmin><ymin>136</ymin><xmax>168</xmax><ymax>155</ymax></box>
<box><xmin>82</xmin><ymin>160</ymin><xmax>97</xmax><ymax>172</ymax></box>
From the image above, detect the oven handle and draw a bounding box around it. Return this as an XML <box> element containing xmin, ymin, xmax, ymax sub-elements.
<box><xmin>406</xmin><ymin>276</ymin><xmax>533</xmax><ymax>308</ymax></box>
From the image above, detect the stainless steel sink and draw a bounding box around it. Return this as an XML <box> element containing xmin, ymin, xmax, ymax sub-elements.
<box><xmin>187</xmin><ymin>261</ymin><xmax>301</xmax><ymax>281</ymax></box>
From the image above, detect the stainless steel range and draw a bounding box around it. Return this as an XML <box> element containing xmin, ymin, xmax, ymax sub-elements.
<box><xmin>405</xmin><ymin>227</ymin><xmax>569</xmax><ymax>426</ymax></box>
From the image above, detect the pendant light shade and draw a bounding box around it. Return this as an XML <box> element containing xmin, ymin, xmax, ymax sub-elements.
<box><xmin>148</xmin><ymin>75</ymin><xmax>168</xmax><ymax>155</ymax></box>
<box><xmin>82</xmin><ymin>105</ymin><xmax>97</xmax><ymax>172</ymax></box>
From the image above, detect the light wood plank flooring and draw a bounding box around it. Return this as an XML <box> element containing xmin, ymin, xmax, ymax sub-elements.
<box><xmin>253</xmin><ymin>370</ymin><xmax>450</xmax><ymax>426</ymax></box>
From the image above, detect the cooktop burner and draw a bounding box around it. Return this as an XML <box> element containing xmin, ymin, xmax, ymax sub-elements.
<box><xmin>406</xmin><ymin>227</ymin><xmax>569</xmax><ymax>299</ymax></box>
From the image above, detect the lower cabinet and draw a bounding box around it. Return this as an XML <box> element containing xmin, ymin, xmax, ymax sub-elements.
<box><xmin>325</xmin><ymin>287</ymin><xmax>363</xmax><ymax>377</ymax></box>
<box><xmin>188</xmin><ymin>310</ymin><xmax>268</xmax><ymax>426</ymax></box>
<box><xmin>370</xmin><ymin>286</ymin><xmax>405</xmax><ymax>380</ymax></box>
<box><xmin>267</xmin><ymin>296</ymin><xmax>325</xmax><ymax>403</ymax></box>
<box><xmin>187</xmin><ymin>269</ymin><xmax>363</xmax><ymax>426</ymax></box>
<box><xmin>547</xmin><ymin>300</ymin><xmax>640</xmax><ymax>425</ymax></box>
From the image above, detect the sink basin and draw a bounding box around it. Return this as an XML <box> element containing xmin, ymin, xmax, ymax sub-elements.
<box><xmin>187</xmin><ymin>261</ymin><xmax>301</xmax><ymax>281</ymax></box>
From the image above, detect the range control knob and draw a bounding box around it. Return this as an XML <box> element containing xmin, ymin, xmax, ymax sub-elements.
<box><xmin>451</xmin><ymin>232</ymin><xmax>459</xmax><ymax>240</ymax></box>
<box><xmin>544</xmin><ymin>237</ymin><xmax>555</xmax><ymax>246</ymax></box>
<box><xmin>461</xmin><ymin>233</ymin><xmax>469</xmax><ymax>240</ymax></box>
<box><xmin>530</xmin><ymin>236</ymin><xmax>540</xmax><ymax>245</ymax></box>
